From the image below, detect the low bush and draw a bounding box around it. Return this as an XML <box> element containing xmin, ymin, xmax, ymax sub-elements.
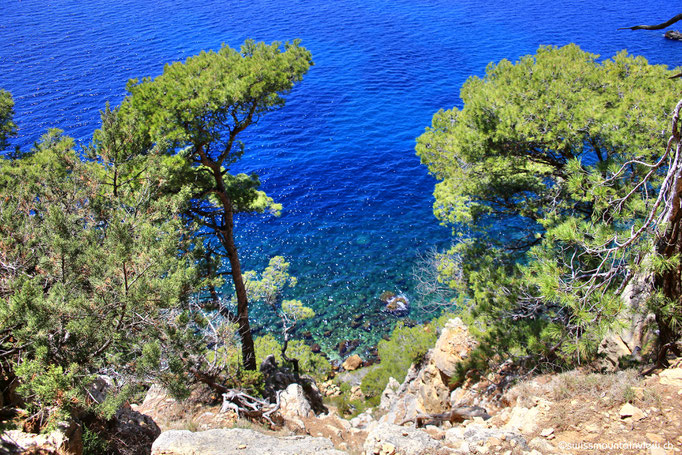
<box><xmin>255</xmin><ymin>334</ymin><xmax>331</xmax><ymax>382</ymax></box>
<box><xmin>360</xmin><ymin>319</ymin><xmax>446</xmax><ymax>399</ymax></box>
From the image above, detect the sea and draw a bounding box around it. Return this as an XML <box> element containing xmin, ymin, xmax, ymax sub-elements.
<box><xmin>1</xmin><ymin>0</ymin><xmax>680</xmax><ymax>358</ymax></box>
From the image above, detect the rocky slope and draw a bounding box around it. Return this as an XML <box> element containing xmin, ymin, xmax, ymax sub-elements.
<box><xmin>5</xmin><ymin>318</ymin><xmax>682</xmax><ymax>454</ymax></box>
<box><xmin>141</xmin><ymin>318</ymin><xmax>682</xmax><ymax>455</ymax></box>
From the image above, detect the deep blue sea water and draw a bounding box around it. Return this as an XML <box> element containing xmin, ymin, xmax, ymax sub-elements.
<box><xmin>1</xmin><ymin>0</ymin><xmax>680</xmax><ymax>358</ymax></box>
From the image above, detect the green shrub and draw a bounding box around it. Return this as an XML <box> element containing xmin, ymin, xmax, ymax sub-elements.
<box><xmin>82</xmin><ymin>425</ymin><xmax>108</xmax><ymax>455</ymax></box>
<box><xmin>255</xmin><ymin>334</ymin><xmax>331</xmax><ymax>382</ymax></box>
<box><xmin>360</xmin><ymin>321</ymin><xmax>440</xmax><ymax>398</ymax></box>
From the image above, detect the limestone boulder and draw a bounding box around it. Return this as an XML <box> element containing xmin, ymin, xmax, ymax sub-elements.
<box><xmin>446</xmin><ymin>424</ymin><xmax>527</xmax><ymax>450</ymax></box>
<box><xmin>619</xmin><ymin>403</ymin><xmax>645</xmax><ymax>421</ymax></box>
<box><xmin>659</xmin><ymin>365</ymin><xmax>682</xmax><ymax>387</ymax></box>
<box><xmin>280</xmin><ymin>383</ymin><xmax>314</xmax><ymax>419</ymax></box>
<box><xmin>381</xmin><ymin>318</ymin><xmax>477</xmax><ymax>424</ymax></box>
<box><xmin>379</xmin><ymin>365</ymin><xmax>421</xmax><ymax>424</ymax></box>
<box><xmin>260</xmin><ymin>355</ymin><xmax>327</xmax><ymax>415</ymax></box>
<box><xmin>112</xmin><ymin>404</ymin><xmax>161</xmax><ymax>454</ymax></box>
<box><xmin>432</xmin><ymin>318</ymin><xmax>477</xmax><ymax>377</ymax></box>
<box><xmin>379</xmin><ymin>377</ymin><xmax>400</xmax><ymax>410</ymax></box>
<box><xmin>363</xmin><ymin>422</ymin><xmax>441</xmax><ymax>455</ymax></box>
<box><xmin>597</xmin><ymin>333</ymin><xmax>632</xmax><ymax>371</ymax></box>
<box><xmin>416</xmin><ymin>362</ymin><xmax>450</xmax><ymax>414</ymax></box>
<box><xmin>1</xmin><ymin>420</ymin><xmax>82</xmax><ymax>455</ymax></box>
<box><xmin>151</xmin><ymin>428</ymin><xmax>346</xmax><ymax>455</ymax></box>
<box><xmin>86</xmin><ymin>375</ymin><xmax>114</xmax><ymax>405</ymax></box>
<box><xmin>503</xmin><ymin>405</ymin><xmax>541</xmax><ymax>434</ymax></box>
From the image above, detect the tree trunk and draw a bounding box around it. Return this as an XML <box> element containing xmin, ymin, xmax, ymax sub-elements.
<box><xmin>620</xmin><ymin>13</ymin><xmax>682</xmax><ymax>31</ymax></box>
<box><xmin>224</xmin><ymin>209</ymin><xmax>257</xmax><ymax>371</ymax></box>
<box><xmin>654</xmin><ymin>172</ymin><xmax>682</xmax><ymax>364</ymax></box>
<box><xmin>653</xmin><ymin>110</ymin><xmax>682</xmax><ymax>363</ymax></box>
<box><xmin>196</xmin><ymin>145</ymin><xmax>257</xmax><ymax>371</ymax></box>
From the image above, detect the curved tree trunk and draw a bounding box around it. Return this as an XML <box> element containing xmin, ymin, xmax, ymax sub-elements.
<box><xmin>652</xmin><ymin>100</ymin><xmax>682</xmax><ymax>365</ymax></box>
<box><xmin>654</xmin><ymin>170</ymin><xmax>682</xmax><ymax>365</ymax></box>
<box><xmin>619</xmin><ymin>13</ymin><xmax>682</xmax><ymax>31</ymax></box>
<box><xmin>197</xmin><ymin>145</ymin><xmax>257</xmax><ymax>371</ymax></box>
<box><xmin>224</xmin><ymin>213</ymin><xmax>257</xmax><ymax>371</ymax></box>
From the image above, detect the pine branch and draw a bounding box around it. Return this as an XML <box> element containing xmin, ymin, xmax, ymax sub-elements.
<box><xmin>619</xmin><ymin>13</ymin><xmax>682</xmax><ymax>31</ymax></box>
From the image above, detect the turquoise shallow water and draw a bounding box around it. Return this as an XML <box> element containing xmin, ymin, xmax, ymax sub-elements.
<box><xmin>1</xmin><ymin>0</ymin><xmax>681</xmax><ymax>358</ymax></box>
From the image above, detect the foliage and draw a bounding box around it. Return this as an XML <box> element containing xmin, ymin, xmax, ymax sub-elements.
<box><xmin>0</xmin><ymin>89</ymin><xmax>16</xmax><ymax>151</ymax></box>
<box><xmin>326</xmin><ymin>390</ymin><xmax>372</xmax><ymax>418</ymax></box>
<box><xmin>0</xmin><ymin>122</ymin><xmax>201</xmax><ymax>423</ymax></box>
<box><xmin>82</xmin><ymin>425</ymin><xmax>109</xmax><ymax>455</ymax></box>
<box><xmin>121</xmin><ymin>40</ymin><xmax>313</xmax><ymax>370</ymax></box>
<box><xmin>416</xmin><ymin>44</ymin><xmax>681</xmax><ymax>368</ymax></box>
<box><xmin>243</xmin><ymin>256</ymin><xmax>319</xmax><ymax>376</ymax></box>
<box><xmin>360</xmin><ymin>321</ymin><xmax>439</xmax><ymax>399</ymax></box>
<box><xmin>255</xmin><ymin>334</ymin><xmax>331</xmax><ymax>381</ymax></box>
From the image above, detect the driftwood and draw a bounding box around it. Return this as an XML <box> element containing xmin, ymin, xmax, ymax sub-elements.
<box><xmin>619</xmin><ymin>13</ymin><xmax>682</xmax><ymax>31</ymax></box>
<box><xmin>398</xmin><ymin>406</ymin><xmax>491</xmax><ymax>428</ymax></box>
<box><xmin>220</xmin><ymin>389</ymin><xmax>283</xmax><ymax>426</ymax></box>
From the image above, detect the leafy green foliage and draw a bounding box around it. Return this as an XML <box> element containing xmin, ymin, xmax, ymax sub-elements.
<box><xmin>326</xmin><ymin>386</ymin><xmax>372</xmax><ymax>418</ymax></box>
<box><xmin>121</xmin><ymin>40</ymin><xmax>313</xmax><ymax>370</ymax></box>
<box><xmin>360</xmin><ymin>321</ymin><xmax>439</xmax><ymax>399</ymax></box>
<box><xmin>0</xmin><ymin>89</ymin><xmax>16</xmax><ymax>151</ymax></box>
<box><xmin>243</xmin><ymin>256</ymin><xmax>320</xmax><ymax>376</ymax></box>
<box><xmin>82</xmin><ymin>425</ymin><xmax>109</xmax><ymax>455</ymax></box>
<box><xmin>0</xmin><ymin>122</ymin><xmax>201</xmax><ymax>422</ymax></box>
<box><xmin>417</xmin><ymin>44</ymin><xmax>681</xmax><ymax>367</ymax></box>
<box><xmin>243</xmin><ymin>256</ymin><xmax>299</xmax><ymax>307</ymax></box>
<box><xmin>255</xmin><ymin>334</ymin><xmax>331</xmax><ymax>382</ymax></box>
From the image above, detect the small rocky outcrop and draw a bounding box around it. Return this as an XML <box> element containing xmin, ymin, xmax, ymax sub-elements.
<box><xmin>1</xmin><ymin>420</ymin><xmax>82</xmax><ymax>454</ymax></box>
<box><xmin>665</xmin><ymin>30</ymin><xmax>682</xmax><ymax>40</ymax></box>
<box><xmin>260</xmin><ymin>355</ymin><xmax>327</xmax><ymax>415</ymax></box>
<box><xmin>279</xmin><ymin>383</ymin><xmax>314</xmax><ymax>419</ymax></box>
<box><xmin>446</xmin><ymin>424</ymin><xmax>528</xmax><ymax>453</ymax></box>
<box><xmin>598</xmin><ymin>270</ymin><xmax>655</xmax><ymax>371</ymax></box>
<box><xmin>432</xmin><ymin>318</ymin><xmax>477</xmax><ymax>377</ymax></box>
<box><xmin>379</xmin><ymin>377</ymin><xmax>400</xmax><ymax>410</ymax></box>
<box><xmin>363</xmin><ymin>422</ymin><xmax>442</xmax><ymax>455</ymax></box>
<box><xmin>109</xmin><ymin>404</ymin><xmax>161</xmax><ymax>455</ymax></box>
<box><xmin>151</xmin><ymin>428</ymin><xmax>346</xmax><ymax>455</ymax></box>
<box><xmin>380</xmin><ymin>318</ymin><xmax>478</xmax><ymax>425</ymax></box>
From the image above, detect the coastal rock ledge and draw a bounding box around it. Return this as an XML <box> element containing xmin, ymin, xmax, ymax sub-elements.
<box><xmin>151</xmin><ymin>428</ymin><xmax>347</xmax><ymax>455</ymax></box>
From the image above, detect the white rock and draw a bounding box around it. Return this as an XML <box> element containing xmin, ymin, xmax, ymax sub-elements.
<box><xmin>151</xmin><ymin>429</ymin><xmax>347</xmax><ymax>455</ymax></box>
<box><xmin>619</xmin><ymin>403</ymin><xmax>645</xmax><ymax>421</ymax></box>
<box><xmin>363</xmin><ymin>422</ymin><xmax>440</xmax><ymax>455</ymax></box>
<box><xmin>280</xmin><ymin>383</ymin><xmax>314</xmax><ymax>419</ymax></box>
<box><xmin>540</xmin><ymin>428</ymin><xmax>554</xmax><ymax>437</ymax></box>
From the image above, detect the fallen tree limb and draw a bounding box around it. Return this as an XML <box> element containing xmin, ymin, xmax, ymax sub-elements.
<box><xmin>619</xmin><ymin>13</ymin><xmax>682</xmax><ymax>31</ymax></box>
<box><xmin>220</xmin><ymin>389</ymin><xmax>283</xmax><ymax>427</ymax></box>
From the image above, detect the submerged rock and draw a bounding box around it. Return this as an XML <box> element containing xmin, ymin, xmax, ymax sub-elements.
<box><xmin>342</xmin><ymin>354</ymin><xmax>363</xmax><ymax>371</ymax></box>
<box><xmin>384</xmin><ymin>294</ymin><xmax>409</xmax><ymax>315</ymax></box>
<box><xmin>337</xmin><ymin>339</ymin><xmax>360</xmax><ymax>356</ymax></box>
<box><xmin>665</xmin><ymin>30</ymin><xmax>682</xmax><ymax>40</ymax></box>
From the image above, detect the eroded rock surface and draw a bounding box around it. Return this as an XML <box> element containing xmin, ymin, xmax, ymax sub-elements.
<box><xmin>363</xmin><ymin>422</ymin><xmax>441</xmax><ymax>455</ymax></box>
<box><xmin>380</xmin><ymin>318</ymin><xmax>478</xmax><ymax>425</ymax></box>
<box><xmin>151</xmin><ymin>428</ymin><xmax>346</xmax><ymax>455</ymax></box>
